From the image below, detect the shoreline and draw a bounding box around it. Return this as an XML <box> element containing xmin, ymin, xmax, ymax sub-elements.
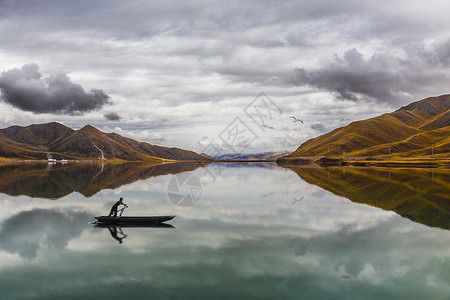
<box><xmin>276</xmin><ymin>156</ymin><xmax>450</xmax><ymax>168</ymax></box>
<box><xmin>0</xmin><ymin>158</ymin><xmax>210</xmax><ymax>165</ymax></box>
<box><xmin>1</xmin><ymin>156</ymin><xmax>449</xmax><ymax>168</ymax></box>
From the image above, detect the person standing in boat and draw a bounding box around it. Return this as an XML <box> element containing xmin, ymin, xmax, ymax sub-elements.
<box><xmin>108</xmin><ymin>197</ymin><xmax>127</xmax><ymax>217</ymax></box>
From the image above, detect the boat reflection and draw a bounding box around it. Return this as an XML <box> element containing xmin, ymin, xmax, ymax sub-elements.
<box><xmin>94</xmin><ymin>223</ymin><xmax>175</xmax><ymax>244</ymax></box>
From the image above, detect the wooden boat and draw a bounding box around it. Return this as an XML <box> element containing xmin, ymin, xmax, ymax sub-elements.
<box><xmin>94</xmin><ymin>222</ymin><xmax>174</xmax><ymax>228</ymax></box>
<box><xmin>94</xmin><ymin>215</ymin><xmax>175</xmax><ymax>225</ymax></box>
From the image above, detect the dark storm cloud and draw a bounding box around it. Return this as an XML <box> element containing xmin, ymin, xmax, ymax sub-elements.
<box><xmin>0</xmin><ymin>63</ymin><xmax>111</xmax><ymax>115</ymax></box>
<box><xmin>310</xmin><ymin>123</ymin><xmax>327</xmax><ymax>133</ymax></box>
<box><xmin>289</xmin><ymin>43</ymin><xmax>450</xmax><ymax>105</ymax></box>
<box><xmin>104</xmin><ymin>112</ymin><xmax>121</xmax><ymax>121</ymax></box>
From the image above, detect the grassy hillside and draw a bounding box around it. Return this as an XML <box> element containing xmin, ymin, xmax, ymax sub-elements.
<box><xmin>285</xmin><ymin>95</ymin><xmax>450</xmax><ymax>158</ymax></box>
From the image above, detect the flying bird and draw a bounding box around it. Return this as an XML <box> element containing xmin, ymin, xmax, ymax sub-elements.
<box><xmin>290</xmin><ymin>116</ymin><xmax>303</xmax><ymax>123</ymax></box>
<box><xmin>291</xmin><ymin>196</ymin><xmax>304</xmax><ymax>204</ymax></box>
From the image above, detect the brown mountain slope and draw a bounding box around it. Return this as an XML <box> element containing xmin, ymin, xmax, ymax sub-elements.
<box><xmin>287</xmin><ymin>166</ymin><xmax>450</xmax><ymax>229</ymax></box>
<box><xmin>0</xmin><ymin>122</ymin><xmax>74</xmax><ymax>159</ymax></box>
<box><xmin>285</xmin><ymin>95</ymin><xmax>450</xmax><ymax>158</ymax></box>
<box><xmin>50</xmin><ymin>125</ymin><xmax>161</xmax><ymax>161</ymax></box>
<box><xmin>0</xmin><ymin>122</ymin><xmax>210</xmax><ymax>161</ymax></box>
<box><xmin>1</xmin><ymin>122</ymin><xmax>74</xmax><ymax>146</ymax></box>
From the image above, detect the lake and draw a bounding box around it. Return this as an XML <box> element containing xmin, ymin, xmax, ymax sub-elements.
<box><xmin>0</xmin><ymin>162</ymin><xmax>449</xmax><ymax>299</ymax></box>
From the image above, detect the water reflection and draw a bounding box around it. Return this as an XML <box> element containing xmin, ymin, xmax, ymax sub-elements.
<box><xmin>1</xmin><ymin>162</ymin><xmax>448</xmax><ymax>231</ymax></box>
<box><xmin>94</xmin><ymin>224</ymin><xmax>175</xmax><ymax>244</ymax></box>
<box><xmin>0</xmin><ymin>162</ymin><xmax>206</xmax><ymax>199</ymax></box>
<box><xmin>0</xmin><ymin>208</ymin><xmax>92</xmax><ymax>259</ymax></box>
<box><xmin>286</xmin><ymin>166</ymin><xmax>450</xmax><ymax>230</ymax></box>
<box><xmin>0</xmin><ymin>163</ymin><xmax>448</xmax><ymax>299</ymax></box>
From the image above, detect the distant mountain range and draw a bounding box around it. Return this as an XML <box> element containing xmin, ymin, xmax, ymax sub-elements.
<box><xmin>0</xmin><ymin>122</ymin><xmax>210</xmax><ymax>161</ymax></box>
<box><xmin>282</xmin><ymin>95</ymin><xmax>450</xmax><ymax>159</ymax></box>
<box><xmin>214</xmin><ymin>151</ymin><xmax>291</xmax><ymax>161</ymax></box>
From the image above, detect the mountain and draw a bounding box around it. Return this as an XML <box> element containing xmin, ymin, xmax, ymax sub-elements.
<box><xmin>0</xmin><ymin>122</ymin><xmax>210</xmax><ymax>161</ymax></box>
<box><xmin>287</xmin><ymin>166</ymin><xmax>450</xmax><ymax>230</ymax></box>
<box><xmin>216</xmin><ymin>151</ymin><xmax>291</xmax><ymax>161</ymax></box>
<box><xmin>282</xmin><ymin>95</ymin><xmax>450</xmax><ymax>159</ymax></box>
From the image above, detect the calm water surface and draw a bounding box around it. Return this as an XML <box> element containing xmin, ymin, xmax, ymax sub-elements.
<box><xmin>0</xmin><ymin>162</ymin><xmax>448</xmax><ymax>299</ymax></box>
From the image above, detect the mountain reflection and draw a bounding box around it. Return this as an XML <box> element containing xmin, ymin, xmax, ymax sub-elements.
<box><xmin>286</xmin><ymin>166</ymin><xmax>450</xmax><ymax>230</ymax></box>
<box><xmin>0</xmin><ymin>162</ymin><xmax>207</xmax><ymax>199</ymax></box>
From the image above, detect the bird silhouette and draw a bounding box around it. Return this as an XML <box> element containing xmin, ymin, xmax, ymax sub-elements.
<box><xmin>291</xmin><ymin>196</ymin><xmax>304</xmax><ymax>204</ymax></box>
<box><xmin>290</xmin><ymin>116</ymin><xmax>303</xmax><ymax>123</ymax></box>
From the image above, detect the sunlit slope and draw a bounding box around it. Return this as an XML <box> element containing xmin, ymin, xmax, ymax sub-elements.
<box><xmin>286</xmin><ymin>95</ymin><xmax>450</xmax><ymax>157</ymax></box>
<box><xmin>289</xmin><ymin>166</ymin><xmax>450</xmax><ymax>229</ymax></box>
<box><xmin>0</xmin><ymin>122</ymin><xmax>210</xmax><ymax>161</ymax></box>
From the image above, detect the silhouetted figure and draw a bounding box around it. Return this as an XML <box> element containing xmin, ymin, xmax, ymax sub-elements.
<box><xmin>108</xmin><ymin>197</ymin><xmax>127</xmax><ymax>217</ymax></box>
<box><xmin>107</xmin><ymin>226</ymin><xmax>127</xmax><ymax>244</ymax></box>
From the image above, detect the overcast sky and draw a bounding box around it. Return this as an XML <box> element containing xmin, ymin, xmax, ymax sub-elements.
<box><xmin>1</xmin><ymin>0</ymin><xmax>450</xmax><ymax>154</ymax></box>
